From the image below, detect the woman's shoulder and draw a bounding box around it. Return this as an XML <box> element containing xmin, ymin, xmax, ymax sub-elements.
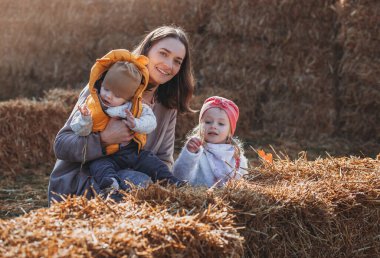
<box><xmin>152</xmin><ymin>102</ymin><xmax>177</xmax><ymax>117</ymax></box>
<box><xmin>76</xmin><ymin>85</ymin><xmax>90</xmax><ymax>103</ymax></box>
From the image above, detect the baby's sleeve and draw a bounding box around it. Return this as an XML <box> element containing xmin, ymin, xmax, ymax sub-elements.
<box><xmin>70</xmin><ymin>110</ymin><xmax>93</xmax><ymax>136</ymax></box>
<box><xmin>132</xmin><ymin>104</ymin><xmax>157</xmax><ymax>134</ymax></box>
<box><xmin>106</xmin><ymin>102</ymin><xmax>132</xmax><ymax>118</ymax></box>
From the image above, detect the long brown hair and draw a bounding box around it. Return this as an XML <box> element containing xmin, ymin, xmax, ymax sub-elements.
<box><xmin>133</xmin><ymin>25</ymin><xmax>195</xmax><ymax>113</ymax></box>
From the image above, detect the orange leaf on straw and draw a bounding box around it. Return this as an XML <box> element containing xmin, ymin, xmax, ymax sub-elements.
<box><xmin>258</xmin><ymin>149</ymin><xmax>273</xmax><ymax>164</ymax></box>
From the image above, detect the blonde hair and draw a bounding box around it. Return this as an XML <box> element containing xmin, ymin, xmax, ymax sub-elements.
<box><xmin>186</xmin><ymin>123</ymin><xmax>245</xmax><ymax>157</ymax></box>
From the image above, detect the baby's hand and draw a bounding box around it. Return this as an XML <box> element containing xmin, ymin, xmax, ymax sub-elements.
<box><xmin>186</xmin><ymin>137</ymin><xmax>202</xmax><ymax>153</ymax></box>
<box><xmin>124</xmin><ymin>109</ymin><xmax>136</xmax><ymax>129</ymax></box>
<box><xmin>78</xmin><ymin>104</ymin><xmax>91</xmax><ymax>116</ymax></box>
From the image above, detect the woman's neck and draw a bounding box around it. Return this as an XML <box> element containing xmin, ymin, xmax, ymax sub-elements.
<box><xmin>143</xmin><ymin>83</ymin><xmax>160</xmax><ymax>104</ymax></box>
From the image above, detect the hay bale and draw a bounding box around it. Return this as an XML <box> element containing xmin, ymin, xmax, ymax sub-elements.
<box><xmin>189</xmin><ymin>0</ymin><xmax>338</xmax><ymax>140</ymax></box>
<box><xmin>1</xmin><ymin>156</ymin><xmax>378</xmax><ymax>257</ymax></box>
<box><xmin>0</xmin><ymin>191</ymin><xmax>244</xmax><ymax>257</ymax></box>
<box><xmin>0</xmin><ymin>99</ymin><xmax>70</xmax><ymax>175</ymax></box>
<box><xmin>194</xmin><ymin>41</ymin><xmax>336</xmax><ymax>140</ymax></box>
<box><xmin>137</xmin><ymin>156</ymin><xmax>380</xmax><ymax>257</ymax></box>
<box><xmin>234</xmin><ymin>155</ymin><xmax>380</xmax><ymax>256</ymax></box>
<box><xmin>335</xmin><ymin>0</ymin><xmax>380</xmax><ymax>141</ymax></box>
<box><xmin>205</xmin><ymin>0</ymin><xmax>336</xmax><ymax>42</ymax></box>
<box><xmin>42</xmin><ymin>88</ymin><xmax>80</xmax><ymax>109</ymax></box>
<box><xmin>1</xmin><ymin>0</ymin><xmax>379</xmax><ymax>144</ymax></box>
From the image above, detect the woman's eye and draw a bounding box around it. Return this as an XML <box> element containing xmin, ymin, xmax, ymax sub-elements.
<box><xmin>175</xmin><ymin>60</ymin><xmax>182</xmax><ymax>65</ymax></box>
<box><xmin>205</xmin><ymin>121</ymin><xmax>211</xmax><ymax>124</ymax></box>
<box><xmin>218</xmin><ymin>123</ymin><xmax>225</xmax><ymax>126</ymax></box>
<box><xmin>160</xmin><ymin>51</ymin><xmax>167</xmax><ymax>57</ymax></box>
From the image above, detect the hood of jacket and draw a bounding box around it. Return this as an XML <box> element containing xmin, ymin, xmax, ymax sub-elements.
<box><xmin>86</xmin><ymin>49</ymin><xmax>149</xmax><ymax>154</ymax></box>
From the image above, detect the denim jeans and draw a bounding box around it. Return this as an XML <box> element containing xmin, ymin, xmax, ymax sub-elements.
<box><xmin>118</xmin><ymin>169</ymin><xmax>153</xmax><ymax>188</ymax></box>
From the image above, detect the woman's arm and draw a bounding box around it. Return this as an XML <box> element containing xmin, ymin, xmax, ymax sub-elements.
<box><xmin>54</xmin><ymin>123</ymin><xmax>103</xmax><ymax>162</ymax></box>
<box><xmin>154</xmin><ymin>108</ymin><xmax>177</xmax><ymax>169</ymax></box>
<box><xmin>54</xmin><ymin>86</ymin><xmax>102</xmax><ymax>162</ymax></box>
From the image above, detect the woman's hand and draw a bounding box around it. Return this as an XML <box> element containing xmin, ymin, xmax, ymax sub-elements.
<box><xmin>186</xmin><ymin>137</ymin><xmax>202</xmax><ymax>153</ymax></box>
<box><xmin>99</xmin><ymin>118</ymin><xmax>134</xmax><ymax>147</ymax></box>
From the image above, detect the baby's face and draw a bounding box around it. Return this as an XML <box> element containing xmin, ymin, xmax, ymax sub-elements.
<box><xmin>99</xmin><ymin>85</ymin><xmax>127</xmax><ymax>107</ymax></box>
<box><xmin>201</xmin><ymin>108</ymin><xmax>231</xmax><ymax>144</ymax></box>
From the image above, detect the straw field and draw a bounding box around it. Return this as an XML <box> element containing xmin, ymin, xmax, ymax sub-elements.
<box><xmin>1</xmin><ymin>156</ymin><xmax>379</xmax><ymax>257</ymax></box>
<box><xmin>1</xmin><ymin>0</ymin><xmax>379</xmax><ymax>257</ymax></box>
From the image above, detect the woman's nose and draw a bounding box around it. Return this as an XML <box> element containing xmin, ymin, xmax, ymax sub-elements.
<box><xmin>163</xmin><ymin>58</ymin><xmax>173</xmax><ymax>70</ymax></box>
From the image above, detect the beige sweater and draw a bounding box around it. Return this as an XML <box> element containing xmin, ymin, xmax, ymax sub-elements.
<box><xmin>48</xmin><ymin>86</ymin><xmax>177</xmax><ymax>204</ymax></box>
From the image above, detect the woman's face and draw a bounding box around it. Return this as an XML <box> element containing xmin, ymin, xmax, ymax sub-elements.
<box><xmin>146</xmin><ymin>37</ymin><xmax>186</xmax><ymax>86</ymax></box>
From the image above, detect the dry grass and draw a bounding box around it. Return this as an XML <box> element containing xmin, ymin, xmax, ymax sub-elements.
<box><xmin>0</xmin><ymin>169</ymin><xmax>49</xmax><ymax>219</ymax></box>
<box><xmin>0</xmin><ymin>155</ymin><xmax>379</xmax><ymax>257</ymax></box>
<box><xmin>0</xmin><ymin>186</ymin><xmax>244</xmax><ymax>257</ymax></box>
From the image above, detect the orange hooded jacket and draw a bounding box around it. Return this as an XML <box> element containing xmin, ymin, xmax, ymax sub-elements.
<box><xmin>85</xmin><ymin>49</ymin><xmax>149</xmax><ymax>155</ymax></box>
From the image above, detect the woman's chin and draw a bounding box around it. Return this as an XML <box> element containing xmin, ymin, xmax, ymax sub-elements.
<box><xmin>150</xmin><ymin>73</ymin><xmax>173</xmax><ymax>85</ymax></box>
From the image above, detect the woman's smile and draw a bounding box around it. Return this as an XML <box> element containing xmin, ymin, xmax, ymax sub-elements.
<box><xmin>156</xmin><ymin>66</ymin><xmax>171</xmax><ymax>76</ymax></box>
<box><xmin>147</xmin><ymin>37</ymin><xmax>186</xmax><ymax>85</ymax></box>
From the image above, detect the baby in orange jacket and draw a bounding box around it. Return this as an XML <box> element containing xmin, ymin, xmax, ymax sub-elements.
<box><xmin>70</xmin><ymin>50</ymin><xmax>184</xmax><ymax>193</ymax></box>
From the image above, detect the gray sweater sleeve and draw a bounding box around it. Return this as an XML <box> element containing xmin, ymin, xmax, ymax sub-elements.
<box><xmin>105</xmin><ymin>102</ymin><xmax>132</xmax><ymax>118</ymax></box>
<box><xmin>131</xmin><ymin>104</ymin><xmax>157</xmax><ymax>134</ymax></box>
<box><xmin>54</xmin><ymin>86</ymin><xmax>104</xmax><ymax>163</ymax></box>
<box><xmin>70</xmin><ymin>110</ymin><xmax>93</xmax><ymax>136</ymax></box>
<box><xmin>155</xmin><ymin>108</ymin><xmax>177</xmax><ymax>169</ymax></box>
<box><xmin>173</xmin><ymin>146</ymin><xmax>203</xmax><ymax>181</ymax></box>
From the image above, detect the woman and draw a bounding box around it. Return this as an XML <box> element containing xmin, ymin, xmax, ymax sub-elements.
<box><xmin>48</xmin><ymin>25</ymin><xmax>195</xmax><ymax>204</ymax></box>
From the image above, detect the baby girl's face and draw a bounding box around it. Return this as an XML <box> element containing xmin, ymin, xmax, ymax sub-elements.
<box><xmin>100</xmin><ymin>84</ymin><xmax>127</xmax><ymax>107</ymax></box>
<box><xmin>201</xmin><ymin>108</ymin><xmax>231</xmax><ymax>144</ymax></box>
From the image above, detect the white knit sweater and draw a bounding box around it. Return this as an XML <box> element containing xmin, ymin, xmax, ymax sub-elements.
<box><xmin>173</xmin><ymin>143</ymin><xmax>248</xmax><ymax>187</ymax></box>
<box><xmin>70</xmin><ymin>102</ymin><xmax>156</xmax><ymax>136</ymax></box>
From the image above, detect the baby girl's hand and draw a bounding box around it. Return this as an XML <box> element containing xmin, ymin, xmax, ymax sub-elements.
<box><xmin>124</xmin><ymin>109</ymin><xmax>136</xmax><ymax>129</ymax></box>
<box><xmin>186</xmin><ymin>137</ymin><xmax>202</xmax><ymax>153</ymax></box>
<box><xmin>78</xmin><ymin>104</ymin><xmax>91</xmax><ymax>116</ymax></box>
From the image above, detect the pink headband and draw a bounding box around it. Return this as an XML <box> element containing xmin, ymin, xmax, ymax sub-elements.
<box><xmin>199</xmin><ymin>96</ymin><xmax>240</xmax><ymax>135</ymax></box>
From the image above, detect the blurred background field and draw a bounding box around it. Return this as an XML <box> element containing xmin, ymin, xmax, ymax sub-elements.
<box><xmin>1</xmin><ymin>0</ymin><xmax>378</xmax><ymax>147</ymax></box>
<box><xmin>0</xmin><ymin>0</ymin><xmax>379</xmax><ymax>256</ymax></box>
